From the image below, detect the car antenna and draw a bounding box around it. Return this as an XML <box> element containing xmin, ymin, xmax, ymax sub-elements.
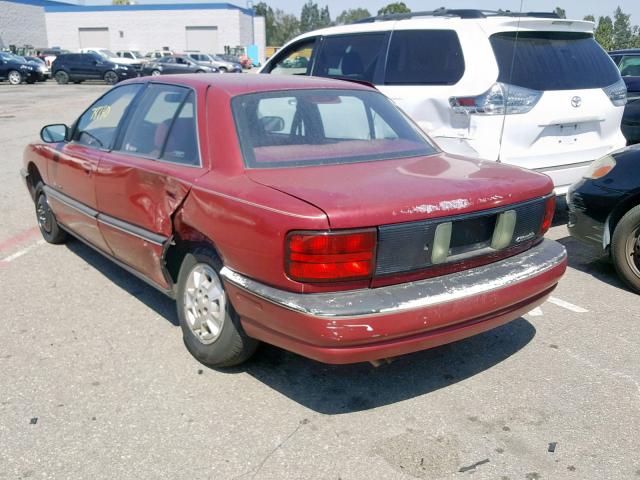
<box><xmin>496</xmin><ymin>0</ymin><xmax>524</xmax><ymax>163</ymax></box>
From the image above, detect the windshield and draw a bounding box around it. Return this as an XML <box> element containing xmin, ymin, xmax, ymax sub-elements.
<box><xmin>232</xmin><ymin>89</ymin><xmax>437</xmax><ymax>169</ymax></box>
<box><xmin>131</xmin><ymin>51</ymin><xmax>143</xmax><ymax>58</ymax></box>
<box><xmin>95</xmin><ymin>49</ymin><xmax>117</xmax><ymax>59</ymax></box>
<box><xmin>490</xmin><ymin>31</ymin><xmax>621</xmax><ymax>91</ymax></box>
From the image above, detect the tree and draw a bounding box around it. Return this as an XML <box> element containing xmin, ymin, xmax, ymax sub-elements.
<box><xmin>612</xmin><ymin>6</ymin><xmax>633</xmax><ymax>49</ymax></box>
<box><xmin>377</xmin><ymin>2</ymin><xmax>411</xmax><ymax>16</ymax></box>
<box><xmin>112</xmin><ymin>0</ymin><xmax>131</xmax><ymax>4</ymax></box>
<box><xmin>254</xmin><ymin>2</ymin><xmax>276</xmax><ymax>46</ymax></box>
<box><xmin>583</xmin><ymin>14</ymin><xmax>595</xmax><ymax>22</ymax></box>
<box><xmin>554</xmin><ymin>7</ymin><xmax>566</xmax><ymax>19</ymax></box>
<box><xmin>594</xmin><ymin>16</ymin><xmax>614</xmax><ymax>51</ymax></box>
<box><xmin>336</xmin><ymin>8</ymin><xmax>371</xmax><ymax>24</ymax></box>
<box><xmin>300</xmin><ymin>1</ymin><xmax>331</xmax><ymax>33</ymax></box>
<box><xmin>271</xmin><ymin>9</ymin><xmax>300</xmax><ymax>45</ymax></box>
<box><xmin>319</xmin><ymin>5</ymin><xmax>331</xmax><ymax>28</ymax></box>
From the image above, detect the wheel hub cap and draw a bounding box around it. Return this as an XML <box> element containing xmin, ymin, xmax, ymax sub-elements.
<box><xmin>183</xmin><ymin>264</ymin><xmax>225</xmax><ymax>344</ymax></box>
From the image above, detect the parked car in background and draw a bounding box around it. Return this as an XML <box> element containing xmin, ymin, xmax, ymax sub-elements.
<box><xmin>0</xmin><ymin>52</ymin><xmax>40</xmax><ymax>84</ymax></box>
<box><xmin>610</xmin><ymin>49</ymin><xmax>640</xmax><ymax>145</ymax></box>
<box><xmin>116</xmin><ymin>50</ymin><xmax>148</xmax><ymax>68</ymax></box>
<box><xmin>80</xmin><ymin>47</ymin><xmax>143</xmax><ymax>72</ymax></box>
<box><xmin>260</xmin><ymin>9</ymin><xmax>627</xmax><ymax>195</ymax></box>
<box><xmin>568</xmin><ymin>145</ymin><xmax>640</xmax><ymax>293</ymax></box>
<box><xmin>184</xmin><ymin>52</ymin><xmax>242</xmax><ymax>72</ymax></box>
<box><xmin>36</xmin><ymin>48</ymin><xmax>69</xmax><ymax>67</ymax></box>
<box><xmin>145</xmin><ymin>50</ymin><xmax>174</xmax><ymax>60</ymax></box>
<box><xmin>22</xmin><ymin>74</ymin><xmax>566</xmax><ymax>367</ymax></box>
<box><xmin>141</xmin><ymin>55</ymin><xmax>218</xmax><ymax>76</ymax></box>
<box><xmin>52</xmin><ymin>53</ymin><xmax>137</xmax><ymax>85</ymax></box>
<box><xmin>24</xmin><ymin>56</ymin><xmax>50</xmax><ymax>80</ymax></box>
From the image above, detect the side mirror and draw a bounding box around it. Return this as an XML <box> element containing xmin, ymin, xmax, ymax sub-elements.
<box><xmin>260</xmin><ymin>116</ymin><xmax>285</xmax><ymax>133</ymax></box>
<box><xmin>41</xmin><ymin>124</ymin><xmax>69</xmax><ymax>143</ymax></box>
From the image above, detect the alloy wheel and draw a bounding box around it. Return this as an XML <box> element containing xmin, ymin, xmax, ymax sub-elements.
<box><xmin>183</xmin><ymin>264</ymin><xmax>226</xmax><ymax>345</ymax></box>
<box><xmin>36</xmin><ymin>194</ymin><xmax>53</xmax><ymax>234</ymax></box>
<box><xmin>625</xmin><ymin>224</ymin><xmax>640</xmax><ymax>278</ymax></box>
<box><xmin>104</xmin><ymin>71</ymin><xmax>118</xmax><ymax>85</ymax></box>
<box><xmin>8</xmin><ymin>71</ymin><xmax>22</xmax><ymax>85</ymax></box>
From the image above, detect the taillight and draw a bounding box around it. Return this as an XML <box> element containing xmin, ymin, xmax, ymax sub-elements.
<box><xmin>449</xmin><ymin>82</ymin><xmax>541</xmax><ymax>115</ymax></box>
<box><xmin>285</xmin><ymin>229</ymin><xmax>377</xmax><ymax>283</ymax></box>
<box><xmin>603</xmin><ymin>79</ymin><xmax>627</xmax><ymax>107</ymax></box>
<box><xmin>540</xmin><ymin>195</ymin><xmax>556</xmax><ymax>235</ymax></box>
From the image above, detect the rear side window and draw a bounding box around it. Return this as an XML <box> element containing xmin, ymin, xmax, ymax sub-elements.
<box><xmin>313</xmin><ymin>33</ymin><xmax>387</xmax><ymax>83</ymax></box>
<box><xmin>232</xmin><ymin>89</ymin><xmax>436</xmax><ymax>168</ymax></box>
<box><xmin>73</xmin><ymin>84</ymin><xmax>141</xmax><ymax>149</ymax></box>
<box><xmin>385</xmin><ymin>30</ymin><xmax>465</xmax><ymax>85</ymax></box>
<box><xmin>490</xmin><ymin>31</ymin><xmax>621</xmax><ymax>90</ymax></box>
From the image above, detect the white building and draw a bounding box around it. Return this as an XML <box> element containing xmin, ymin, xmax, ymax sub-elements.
<box><xmin>0</xmin><ymin>1</ymin><xmax>265</xmax><ymax>62</ymax></box>
<box><xmin>0</xmin><ymin>0</ymin><xmax>53</xmax><ymax>49</ymax></box>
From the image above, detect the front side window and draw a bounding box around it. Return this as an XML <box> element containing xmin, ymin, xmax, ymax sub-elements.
<box><xmin>490</xmin><ymin>31</ymin><xmax>621</xmax><ymax>90</ymax></box>
<box><xmin>268</xmin><ymin>39</ymin><xmax>316</xmax><ymax>75</ymax></box>
<box><xmin>619</xmin><ymin>55</ymin><xmax>640</xmax><ymax>77</ymax></box>
<box><xmin>313</xmin><ymin>33</ymin><xmax>387</xmax><ymax>83</ymax></box>
<box><xmin>385</xmin><ymin>30</ymin><xmax>465</xmax><ymax>85</ymax></box>
<box><xmin>119</xmin><ymin>84</ymin><xmax>199</xmax><ymax>165</ymax></box>
<box><xmin>232</xmin><ymin>89</ymin><xmax>436</xmax><ymax>168</ymax></box>
<box><xmin>73</xmin><ymin>84</ymin><xmax>141</xmax><ymax>149</ymax></box>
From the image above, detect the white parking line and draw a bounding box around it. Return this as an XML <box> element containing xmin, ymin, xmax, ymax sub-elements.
<box><xmin>548</xmin><ymin>296</ymin><xmax>589</xmax><ymax>314</ymax></box>
<box><xmin>0</xmin><ymin>240</ymin><xmax>45</xmax><ymax>263</ymax></box>
<box><xmin>527</xmin><ymin>307</ymin><xmax>544</xmax><ymax>317</ymax></box>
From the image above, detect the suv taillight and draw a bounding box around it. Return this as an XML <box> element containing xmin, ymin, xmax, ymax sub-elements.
<box><xmin>603</xmin><ymin>78</ymin><xmax>627</xmax><ymax>107</ymax></box>
<box><xmin>540</xmin><ymin>195</ymin><xmax>556</xmax><ymax>235</ymax></box>
<box><xmin>450</xmin><ymin>82</ymin><xmax>542</xmax><ymax>115</ymax></box>
<box><xmin>285</xmin><ymin>229</ymin><xmax>377</xmax><ymax>283</ymax></box>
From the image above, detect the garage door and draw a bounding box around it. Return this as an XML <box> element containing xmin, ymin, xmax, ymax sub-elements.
<box><xmin>78</xmin><ymin>28</ymin><xmax>110</xmax><ymax>48</ymax></box>
<box><xmin>185</xmin><ymin>26</ymin><xmax>218</xmax><ymax>53</ymax></box>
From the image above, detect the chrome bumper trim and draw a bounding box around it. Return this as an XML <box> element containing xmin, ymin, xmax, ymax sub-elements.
<box><xmin>220</xmin><ymin>239</ymin><xmax>567</xmax><ymax>319</ymax></box>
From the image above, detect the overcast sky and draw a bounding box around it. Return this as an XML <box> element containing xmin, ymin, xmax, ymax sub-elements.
<box><xmin>77</xmin><ymin>1</ymin><xmax>640</xmax><ymax>25</ymax></box>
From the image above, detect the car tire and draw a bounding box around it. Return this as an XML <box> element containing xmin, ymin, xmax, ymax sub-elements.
<box><xmin>611</xmin><ymin>204</ymin><xmax>640</xmax><ymax>294</ymax></box>
<box><xmin>104</xmin><ymin>70</ymin><xmax>119</xmax><ymax>85</ymax></box>
<box><xmin>73</xmin><ymin>80</ymin><xmax>84</xmax><ymax>84</ymax></box>
<box><xmin>35</xmin><ymin>183</ymin><xmax>67</xmax><ymax>245</ymax></box>
<box><xmin>54</xmin><ymin>71</ymin><xmax>69</xmax><ymax>85</ymax></box>
<box><xmin>195</xmin><ymin>70</ymin><xmax>205</xmax><ymax>74</ymax></box>
<box><xmin>8</xmin><ymin>70</ymin><xmax>22</xmax><ymax>85</ymax></box>
<box><xmin>176</xmin><ymin>247</ymin><xmax>258</xmax><ymax>368</ymax></box>
<box><xmin>151</xmin><ymin>69</ymin><xmax>161</xmax><ymax>76</ymax></box>
<box><xmin>218</xmin><ymin>67</ymin><xmax>227</xmax><ymax>73</ymax></box>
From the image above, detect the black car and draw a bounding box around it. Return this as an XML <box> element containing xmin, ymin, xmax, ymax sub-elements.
<box><xmin>52</xmin><ymin>53</ymin><xmax>137</xmax><ymax>85</ymax></box>
<box><xmin>0</xmin><ymin>52</ymin><xmax>41</xmax><ymax>85</ymax></box>
<box><xmin>141</xmin><ymin>55</ymin><xmax>218</xmax><ymax>76</ymax></box>
<box><xmin>610</xmin><ymin>49</ymin><xmax>640</xmax><ymax>144</ymax></box>
<box><xmin>568</xmin><ymin>144</ymin><xmax>640</xmax><ymax>292</ymax></box>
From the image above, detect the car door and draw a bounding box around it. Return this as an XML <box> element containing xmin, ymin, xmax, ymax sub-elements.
<box><xmin>94</xmin><ymin>83</ymin><xmax>206</xmax><ymax>288</ymax></box>
<box><xmin>160</xmin><ymin>57</ymin><xmax>179</xmax><ymax>74</ymax></box>
<box><xmin>47</xmin><ymin>84</ymin><xmax>143</xmax><ymax>253</ymax></box>
<box><xmin>175</xmin><ymin>56</ymin><xmax>194</xmax><ymax>73</ymax></box>
<box><xmin>0</xmin><ymin>57</ymin><xmax>7</xmax><ymax>81</ymax></box>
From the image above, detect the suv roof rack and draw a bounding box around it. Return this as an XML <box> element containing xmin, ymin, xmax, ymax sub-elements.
<box><xmin>353</xmin><ymin>9</ymin><xmax>560</xmax><ymax>24</ymax></box>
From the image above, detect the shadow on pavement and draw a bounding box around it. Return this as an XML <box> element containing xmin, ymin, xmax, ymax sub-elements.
<box><xmin>555</xmin><ymin>235</ymin><xmax>628</xmax><ymax>291</ymax></box>
<box><xmin>64</xmin><ymin>235</ymin><xmax>536</xmax><ymax>414</ymax></box>
<box><xmin>65</xmin><ymin>239</ymin><xmax>179</xmax><ymax>326</ymax></box>
<box><xmin>241</xmin><ymin>318</ymin><xmax>535</xmax><ymax>414</ymax></box>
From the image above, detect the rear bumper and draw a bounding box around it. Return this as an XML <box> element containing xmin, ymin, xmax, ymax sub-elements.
<box><xmin>221</xmin><ymin>239</ymin><xmax>567</xmax><ymax>364</ymax></box>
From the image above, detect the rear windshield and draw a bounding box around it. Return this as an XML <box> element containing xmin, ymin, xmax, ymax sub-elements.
<box><xmin>490</xmin><ymin>31</ymin><xmax>621</xmax><ymax>91</ymax></box>
<box><xmin>232</xmin><ymin>89</ymin><xmax>436</xmax><ymax>168</ymax></box>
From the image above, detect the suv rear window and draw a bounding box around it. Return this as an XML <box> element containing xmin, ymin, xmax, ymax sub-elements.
<box><xmin>490</xmin><ymin>31</ymin><xmax>621</xmax><ymax>90</ymax></box>
<box><xmin>232</xmin><ymin>89</ymin><xmax>436</xmax><ymax>168</ymax></box>
<box><xmin>312</xmin><ymin>33</ymin><xmax>387</xmax><ymax>83</ymax></box>
<box><xmin>385</xmin><ymin>30</ymin><xmax>465</xmax><ymax>85</ymax></box>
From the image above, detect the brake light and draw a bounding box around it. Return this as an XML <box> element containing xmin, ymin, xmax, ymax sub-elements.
<box><xmin>603</xmin><ymin>79</ymin><xmax>627</xmax><ymax>107</ymax></box>
<box><xmin>286</xmin><ymin>229</ymin><xmax>377</xmax><ymax>283</ymax></box>
<box><xmin>450</xmin><ymin>82</ymin><xmax>542</xmax><ymax>115</ymax></box>
<box><xmin>540</xmin><ymin>195</ymin><xmax>556</xmax><ymax>235</ymax></box>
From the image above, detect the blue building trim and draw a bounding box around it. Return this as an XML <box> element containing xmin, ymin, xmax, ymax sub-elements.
<box><xmin>44</xmin><ymin>2</ymin><xmax>254</xmax><ymax>16</ymax></box>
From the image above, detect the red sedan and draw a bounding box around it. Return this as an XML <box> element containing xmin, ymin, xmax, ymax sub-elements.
<box><xmin>22</xmin><ymin>75</ymin><xmax>567</xmax><ymax>367</ymax></box>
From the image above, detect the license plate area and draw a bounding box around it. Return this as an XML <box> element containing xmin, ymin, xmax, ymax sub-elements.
<box><xmin>375</xmin><ymin>197</ymin><xmax>547</xmax><ymax>277</ymax></box>
<box><xmin>449</xmin><ymin>215</ymin><xmax>497</xmax><ymax>257</ymax></box>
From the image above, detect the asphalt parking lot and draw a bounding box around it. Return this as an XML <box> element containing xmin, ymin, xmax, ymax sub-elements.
<box><xmin>1</xmin><ymin>81</ymin><xmax>639</xmax><ymax>480</ymax></box>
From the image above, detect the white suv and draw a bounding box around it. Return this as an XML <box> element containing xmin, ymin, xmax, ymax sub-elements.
<box><xmin>259</xmin><ymin>9</ymin><xmax>627</xmax><ymax>194</ymax></box>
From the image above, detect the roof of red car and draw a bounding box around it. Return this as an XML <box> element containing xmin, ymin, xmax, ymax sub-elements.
<box><xmin>128</xmin><ymin>73</ymin><xmax>375</xmax><ymax>96</ymax></box>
